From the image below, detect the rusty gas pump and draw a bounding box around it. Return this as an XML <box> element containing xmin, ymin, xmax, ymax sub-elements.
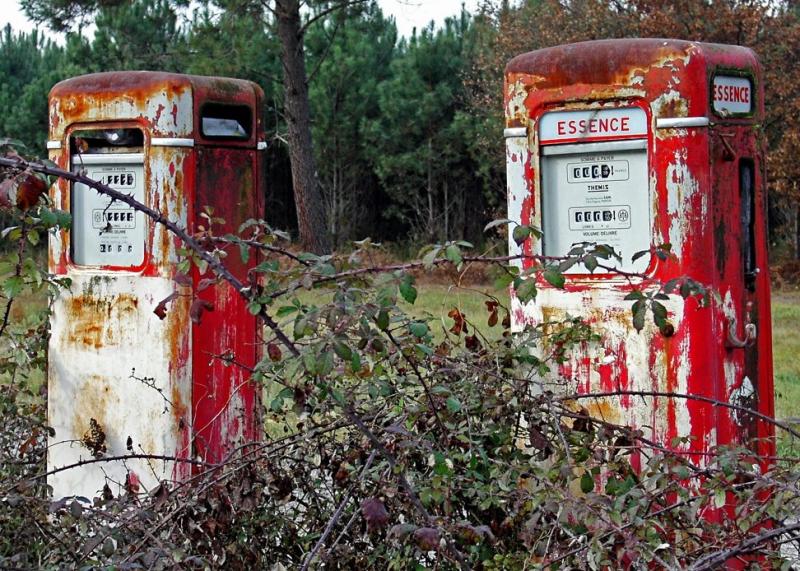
<box><xmin>505</xmin><ymin>39</ymin><xmax>774</xmax><ymax>465</ymax></box>
<box><xmin>47</xmin><ymin>72</ymin><xmax>266</xmax><ymax>498</ymax></box>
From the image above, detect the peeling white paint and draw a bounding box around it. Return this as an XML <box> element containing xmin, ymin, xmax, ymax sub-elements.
<box><xmin>47</xmin><ymin>274</ymin><xmax>191</xmax><ymax>500</ymax></box>
<box><xmin>666</xmin><ymin>149</ymin><xmax>701</xmax><ymax>258</ymax></box>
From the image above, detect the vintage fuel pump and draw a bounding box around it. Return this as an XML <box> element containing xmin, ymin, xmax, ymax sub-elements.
<box><xmin>505</xmin><ymin>39</ymin><xmax>774</xmax><ymax>463</ymax></box>
<box><xmin>47</xmin><ymin>72</ymin><xmax>266</xmax><ymax>499</ymax></box>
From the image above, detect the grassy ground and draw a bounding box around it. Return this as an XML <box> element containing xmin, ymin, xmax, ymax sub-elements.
<box><xmin>772</xmin><ymin>292</ymin><xmax>800</xmax><ymax>421</ymax></box>
<box><xmin>771</xmin><ymin>292</ymin><xmax>800</xmax><ymax>454</ymax></box>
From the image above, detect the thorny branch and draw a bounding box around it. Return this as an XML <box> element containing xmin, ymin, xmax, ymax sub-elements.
<box><xmin>2</xmin><ymin>156</ymin><xmax>799</xmax><ymax>568</ymax></box>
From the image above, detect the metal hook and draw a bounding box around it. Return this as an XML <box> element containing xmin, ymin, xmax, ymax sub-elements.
<box><xmin>726</xmin><ymin>302</ymin><xmax>757</xmax><ymax>348</ymax></box>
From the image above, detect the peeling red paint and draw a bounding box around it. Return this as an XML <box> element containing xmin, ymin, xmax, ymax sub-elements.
<box><xmin>47</xmin><ymin>72</ymin><xmax>266</xmax><ymax>498</ymax></box>
<box><xmin>505</xmin><ymin>39</ymin><xmax>774</xmax><ymax>467</ymax></box>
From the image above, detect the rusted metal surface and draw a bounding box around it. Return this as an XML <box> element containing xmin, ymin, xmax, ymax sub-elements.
<box><xmin>48</xmin><ymin>72</ymin><xmax>265</xmax><ymax>498</ymax></box>
<box><xmin>505</xmin><ymin>39</ymin><xmax>774</xmax><ymax>466</ymax></box>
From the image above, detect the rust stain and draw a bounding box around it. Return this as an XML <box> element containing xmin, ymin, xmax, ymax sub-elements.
<box><xmin>586</xmin><ymin>399</ymin><xmax>622</xmax><ymax>425</ymax></box>
<box><xmin>65</xmin><ymin>293</ymin><xmax>138</xmax><ymax>349</ymax></box>
<box><xmin>71</xmin><ymin>374</ymin><xmax>118</xmax><ymax>449</ymax></box>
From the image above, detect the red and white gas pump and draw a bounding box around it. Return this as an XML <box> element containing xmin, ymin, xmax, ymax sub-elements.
<box><xmin>47</xmin><ymin>72</ymin><xmax>266</xmax><ymax>499</ymax></box>
<box><xmin>505</xmin><ymin>39</ymin><xmax>774</xmax><ymax>464</ymax></box>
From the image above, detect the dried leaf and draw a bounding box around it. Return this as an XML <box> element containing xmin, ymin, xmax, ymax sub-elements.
<box><xmin>15</xmin><ymin>173</ymin><xmax>48</xmax><ymax>210</ymax></box>
<box><xmin>267</xmin><ymin>342</ymin><xmax>282</xmax><ymax>362</ymax></box>
<box><xmin>189</xmin><ymin>298</ymin><xmax>214</xmax><ymax>325</ymax></box>
<box><xmin>154</xmin><ymin>291</ymin><xmax>179</xmax><ymax>320</ymax></box>
<box><xmin>361</xmin><ymin>497</ymin><xmax>389</xmax><ymax>532</ymax></box>
<box><xmin>413</xmin><ymin>527</ymin><xmax>441</xmax><ymax>551</ymax></box>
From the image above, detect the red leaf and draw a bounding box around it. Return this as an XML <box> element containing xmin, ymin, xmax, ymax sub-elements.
<box><xmin>448</xmin><ymin>308</ymin><xmax>467</xmax><ymax>335</ymax></box>
<box><xmin>361</xmin><ymin>497</ymin><xmax>389</xmax><ymax>532</ymax></box>
<box><xmin>189</xmin><ymin>298</ymin><xmax>214</xmax><ymax>325</ymax></box>
<box><xmin>267</xmin><ymin>343</ymin><xmax>282</xmax><ymax>362</ymax></box>
<box><xmin>15</xmin><ymin>174</ymin><xmax>47</xmax><ymax>210</ymax></box>
<box><xmin>154</xmin><ymin>291</ymin><xmax>179</xmax><ymax>320</ymax></box>
<box><xmin>413</xmin><ymin>527</ymin><xmax>441</xmax><ymax>551</ymax></box>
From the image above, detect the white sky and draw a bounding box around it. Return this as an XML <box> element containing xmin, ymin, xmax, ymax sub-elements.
<box><xmin>0</xmin><ymin>0</ymin><xmax>481</xmax><ymax>40</ymax></box>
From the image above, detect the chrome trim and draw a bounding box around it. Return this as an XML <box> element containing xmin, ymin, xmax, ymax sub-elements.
<box><xmin>656</xmin><ymin>117</ymin><xmax>710</xmax><ymax>129</ymax></box>
<box><xmin>541</xmin><ymin>139</ymin><xmax>647</xmax><ymax>156</ymax></box>
<box><xmin>150</xmin><ymin>137</ymin><xmax>195</xmax><ymax>148</ymax></box>
<box><xmin>74</xmin><ymin>153</ymin><xmax>145</xmax><ymax>165</ymax></box>
<box><xmin>504</xmin><ymin>127</ymin><xmax>527</xmax><ymax>139</ymax></box>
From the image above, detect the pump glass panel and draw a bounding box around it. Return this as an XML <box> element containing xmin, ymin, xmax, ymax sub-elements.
<box><xmin>541</xmin><ymin>139</ymin><xmax>650</xmax><ymax>273</ymax></box>
<box><xmin>71</xmin><ymin>153</ymin><xmax>145</xmax><ymax>267</ymax></box>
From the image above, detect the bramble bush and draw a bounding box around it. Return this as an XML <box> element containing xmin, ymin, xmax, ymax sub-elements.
<box><xmin>2</xmin><ymin>150</ymin><xmax>800</xmax><ymax>569</ymax></box>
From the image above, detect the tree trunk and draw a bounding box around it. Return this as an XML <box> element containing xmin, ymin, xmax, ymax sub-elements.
<box><xmin>275</xmin><ymin>0</ymin><xmax>331</xmax><ymax>254</ymax></box>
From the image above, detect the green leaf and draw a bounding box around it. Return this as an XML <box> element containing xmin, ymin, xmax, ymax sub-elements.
<box><xmin>399</xmin><ymin>277</ymin><xmax>417</xmax><ymax>304</ymax></box>
<box><xmin>543</xmin><ymin>267</ymin><xmax>566</xmax><ymax>289</ymax></box>
<box><xmin>422</xmin><ymin>246</ymin><xmax>441</xmax><ymax>269</ymax></box>
<box><xmin>714</xmin><ymin>488</ymin><xmax>727</xmax><ymax>509</ymax></box>
<box><xmin>409</xmin><ymin>321</ymin><xmax>428</xmax><ymax>338</ymax></box>
<box><xmin>254</xmin><ymin>260</ymin><xmax>280</xmax><ymax>273</ymax></box>
<box><xmin>512</xmin><ymin>225</ymin><xmax>531</xmax><ymax>246</ymax></box>
<box><xmin>318</xmin><ymin>351</ymin><xmax>334</xmax><ymax>376</ymax></box>
<box><xmin>293</xmin><ymin>316</ymin><xmax>309</xmax><ymax>339</ymax></box>
<box><xmin>317</xmin><ymin>263</ymin><xmax>336</xmax><ymax>276</ymax></box>
<box><xmin>333</xmin><ymin>340</ymin><xmax>352</xmax><ymax>361</ymax></box>
<box><xmin>632</xmin><ymin>300</ymin><xmax>646</xmax><ymax>332</ymax></box>
<box><xmin>350</xmin><ymin>351</ymin><xmax>361</xmax><ymax>372</ymax></box>
<box><xmin>445</xmin><ymin>244</ymin><xmax>462</xmax><ymax>267</ymax></box>
<box><xmin>652</xmin><ymin>301</ymin><xmax>668</xmax><ymax>320</ymax></box>
<box><xmin>40</xmin><ymin>209</ymin><xmax>57</xmax><ymax>226</ymax></box>
<box><xmin>624</xmin><ymin>290</ymin><xmax>645</xmax><ymax>301</ymax></box>
<box><xmin>484</xmin><ymin>218</ymin><xmax>514</xmax><ymax>232</ymax></box>
<box><xmin>583</xmin><ymin>254</ymin><xmax>597</xmax><ymax>272</ymax></box>
<box><xmin>446</xmin><ymin>396</ymin><xmax>462</xmax><ymax>413</ymax></box>
<box><xmin>55</xmin><ymin>210</ymin><xmax>72</xmax><ymax>229</ymax></box>
<box><xmin>238</xmin><ymin>242</ymin><xmax>249</xmax><ymax>264</ymax></box>
<box><xmin>376</xmin><ymin>309</ymin><xmax>390</xmax><ymax>330</ymax></box>
<box><xmin>516</xmin><ymin>278</ymin><xmax>537</xmax><ymax>303</ymax></box>
<box><xmin>415</xmin><ymin>343</ymin><xmax>434</xmax><ymax>356</ymax></box>
<box><xmin>2</xmin><ymin>276</ymin><xmax>24</xmax><ymax>298</ymax></box>
<box><xmin>276</xmin><ymin>305</ymin><xmax>298</xmax><ymax>318</ymax></box>
<box><xmin>247</xmin><ymin>301</ymin><xmax>262</xmax><ymax>315</ymax></box>
<box><xmin>631</xmin><ymin>248</ymin><xmax>650</xmax><ymax>263</ymax></box>
<box><xmin>580</xmin><ymin>472</ymin><xmax>594</xmax><ymax>494</ymax></box>
<box><xmin>1</xmin><ymin>226</ymin><xmax>21</xmax><ymax>241</ymax></box>
<box><xmin>303</xmin><ymin>351</ymin><xmax>317</xmax><ymax>374</ymax></box>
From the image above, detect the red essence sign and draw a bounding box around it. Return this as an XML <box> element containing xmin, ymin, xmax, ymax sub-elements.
<box><xmin>712</xmin><ymin>75</ymin><xmax>752</xmax><ymax>115</ymax></box>
<box><xmin>539</xmin><ymin>107</ymin><xmax>648</xmax><ymax>145</ymax></box>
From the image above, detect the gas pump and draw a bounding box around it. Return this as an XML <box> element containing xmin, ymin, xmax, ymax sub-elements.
<box><xmin>505</xmin><ymin>39</ymin><xmax>774</xmax><ymax>463</ymax></box>
<box><xmin>47</xmin><ymin>72</ymin><xmax>266</xmax><ymax>499</ymax></box>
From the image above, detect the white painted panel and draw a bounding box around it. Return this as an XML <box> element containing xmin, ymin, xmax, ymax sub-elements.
<box><xmin>506</xmin><ymin>134</ymin><xmax>528</xmax><ymax>269</ymax></box>
<box><xmin>47</xmin><ymin>274</ymin><xmax>190</xmax><ymax>500</ymax></box>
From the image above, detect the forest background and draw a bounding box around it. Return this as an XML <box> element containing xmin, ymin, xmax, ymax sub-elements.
<box><xmin>3</xmin><ymin>0</ymin><xmax>800</xmax><ymax>263</ymax></box>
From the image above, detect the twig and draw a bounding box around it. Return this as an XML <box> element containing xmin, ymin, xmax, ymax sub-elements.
<box><xmin>561</xmin><ymin>389</ymin><xmax>800</xmax><ymax>440</ymax></box>
<box><xmin>301</xmin><ymin>449</ymin><xmax>377</xmax><ymax>570</ymax></box>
